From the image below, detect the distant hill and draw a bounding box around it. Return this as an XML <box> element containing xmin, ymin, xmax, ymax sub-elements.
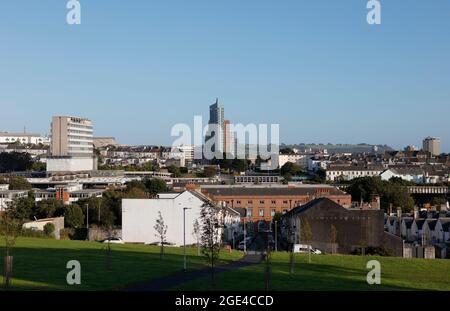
<box><xmin>282</xmin><ymin>143</ymin><xmax>394</xmax><ymax>154</ymax></box>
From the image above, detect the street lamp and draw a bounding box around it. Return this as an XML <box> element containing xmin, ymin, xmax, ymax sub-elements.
<box><xmin>274</xmin><ymin>221</ymin><xmax>278</xmax><ymax>252</ymax></box>
<box><xmin>183</xmin><ymin>207</ymin><xmax>192</xmax><ymax>272</ymax></box>
<box><xmin>243</xmin><ymin>216</ymin><xmax>247</xmax><ymax>254</ymax></box>
<box><xmin>86</xmin><ymin>203</ymin><xmax>89</xmax><ymax>241</ymax></box>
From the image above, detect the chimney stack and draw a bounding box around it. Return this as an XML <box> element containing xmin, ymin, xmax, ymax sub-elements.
<box><xmin>414</xmin><ymin>207</ymin><xmax>419</xmax><ymax>220</ymax></box>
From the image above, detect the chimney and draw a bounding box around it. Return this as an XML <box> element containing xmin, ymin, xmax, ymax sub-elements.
<box><xmin>414</xmin><ymin>207</ymin><xmax>419</xmax><ymax>220</ymax></box>
<box><xmin>371</xmin><ymin>196</ymin><xmax>381</xmax><ymax>210</ymax></box>
<box><xmin>397</xmin><ymin>208</ymin><xmax>402</xmax><ymax>219</ymax></box>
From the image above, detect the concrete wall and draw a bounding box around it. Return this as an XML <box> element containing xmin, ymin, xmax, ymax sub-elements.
<box><xmin>383</xmin><ymin>232</ymin><xmax>404</xmax><ymax>257</ymax></box>
<box><xmin>47</xmin><ymin>157</ymin><xmax>95</xmax><ymax>172</ymax></box>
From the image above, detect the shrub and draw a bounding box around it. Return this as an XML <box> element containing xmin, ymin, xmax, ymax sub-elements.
<box><xmin>43</xmin><ymin>223</ymin><xmax>56</xmax><ymax>237</ymax></box>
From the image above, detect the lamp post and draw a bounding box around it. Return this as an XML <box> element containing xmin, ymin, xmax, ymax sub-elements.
<box><xmin>243</xmin><ymin>216</ymin><xmax>247</xmax><ymax>254</ymax></box>
<box><xmin>86</xmin><ymin>203</ymin><xmax>89</xmax><ymax>241</ymax></box>
<box><xmin>183</xmin><ymin>207</ymin><xmax>192</xmax><ymax>272</ymax></box>
<box><xmin>274</xmin><ymin>221</ymin><xmax>278</xmax><ymax>252</ymax></box>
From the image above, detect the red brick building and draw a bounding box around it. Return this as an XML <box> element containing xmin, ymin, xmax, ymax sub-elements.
<box><xmin>201</xmin><ymin>185</ymin><xmax>351</xmax><ymax>223</ymax></box>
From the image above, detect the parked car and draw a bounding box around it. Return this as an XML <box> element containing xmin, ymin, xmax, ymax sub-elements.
<box><xmin>293</xmin><ymin>244</ymin><xmax>322</xmax><ymax>255</ymax></box>
<box><xmin>102</xmin><ymin>237</ymin><xmax>124</xmax><ymax>244</ymax></box>
<box><xmin>237</xmin><ymin>240</ymin><xmax>250</xmax><ymax>250</ymax></box>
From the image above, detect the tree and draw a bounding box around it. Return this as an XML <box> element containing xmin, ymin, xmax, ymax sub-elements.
<box><xmin>31</xmin><ymin>161</ymin><xmax>46</xmax><ymax>172</ymax></box>
<box><xmin>102</xmin><ymin>191</ymin><xmax>122</xmax><ymax>227</ymax></box>
<box><xmin>154</xmin><ymin>211</ymin><xmax>168</xmax><ymax>260</ymax></box>
<box><xmin>330</xmin><ymin>224</ymin><xmax>338</xmax><ymax>255</ymax></box>
<box><xmin>9</xmin><ymin>196</ymin><xmax>35</xmax><ymax>221</ymax></box>
<box><xmin>168</xmin><ymin>165</ymin><xmax>181</xmax><ymax>177</ymax></box>
<box><xmin>203</xmin><ymin>166</ymin><xmax>217</xmax><ymax>178</ymax></box>
<box><xmin>0</xmin><ymin>201</ymin><xmax>21</xmax><ymax>288</ymax></box>
<box><xmin>145</xmin><ymin>178</ymin><xmax>168</xmax><ymax>196</ymax></box>
<box><xmin>281</xmin><ymin>162</ymin><xmax>302</xmax><ymax>179</ymax></box>
<box><xmin>8</xmin><ymin>177</ymin><xmax>32</xmax><ymax>190</ymax></box>
<box><xmin>64</xmin><ymin>204</ymin><xmax>84</xmax><ymax>229</ymax></box>
<box><xmin>35</xmin><ymin>199</ymin><xmax>64</xmax><ymax>219</ymax></box>
<box><xmin>0</xmin><ymin>152</ymin><xmax>33</xmax><ymax>173</ymax></box>
<box><xmin>200</xmin><ymin>204</ymin><xmax>222</xmax><ymax>288</ymax></box>
<box><xmin>384</xmin><ymin>184</ymin><xmax>415</xmax><ymax>212</ymax></box>
<box><xmin>300</xmin><ymin>218</ymin><xmax>313</xmax><ymax>263</ymax></box>
<box><xmin>231</xmin><ymin>158</ymin><xmax>247</xmax><ymax>173</ymax></box>
<box><xmin>44</xmin><ymin>223</ymin><xmax>56</xmax><ymax>237</ymax></box>
<box><xmin>126</xmin><ymin>180</ymin><xmax>147</xmax><ymax>193</ymax></box>
<box><xmin>346</xmin><ymin>177</ymin><xmax>384</xmax><ymax>203</ymax></box>
<box><xmin>192</xmin><ymin>219</ymin><xmax>201</xmax><ymax>256</ymax></box>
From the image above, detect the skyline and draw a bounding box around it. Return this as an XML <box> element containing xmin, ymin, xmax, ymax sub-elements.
<box><xmin>1</xmin><ymin>1</ymin><xmax>449</xmax><ymax>151</ymax></box>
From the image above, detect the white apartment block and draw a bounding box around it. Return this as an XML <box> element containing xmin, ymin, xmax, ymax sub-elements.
<box><xmin>278</xmin><ymin>154</ymin><xmax>308</xmax><ymax>168</ymax></box>
<box><xmin>326</xmin><ymin>166</ymin><xmax>384</xmax><ymax>182</ymax></box>
<box><xmin>0</xmin><ymin>132</ymin><xmax>50</xmax><ymax>145</ymax></box>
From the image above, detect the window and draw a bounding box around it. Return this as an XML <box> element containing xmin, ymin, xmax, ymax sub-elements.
<box><xmin>282</xmin><ymin>209</ymin><xmax>288</xmax><ymax>214</ymax></box>
<box><xmin>259</xmin><ymin>209</ymin><xmax>264</xmax><ymax>217</ymax></box>
<box><xmin>246</xmin><ymin>208</ymin><xmax>253</xmax><ymax>217</ymax></box>
<box><xmin>248</xmin><ymin>201</ymin><xmax>253</xmax><ymax>204</ymax></box>
<box><xmin>236</xmin><ymin>200</ymin><xmax>241</xmax><ymax>204</ymax></box>
<box><xmin>283</xmin><ymin>201</ymin><xmax>288</xmax><ymax>204</ymax></box>
<box><xmin>260</xmin><ymin>200</ymin><xmax>265</xmax><ymax>204</ymax></box>
<box><xmin>271</xmin><ymin>200</ymin><xmax>276</xmax><ymax>205</ymax></box>
<box><xmin>271</xmin><ymin>209</ymin><xmax>276</xmax><ymax>217</ymax></box>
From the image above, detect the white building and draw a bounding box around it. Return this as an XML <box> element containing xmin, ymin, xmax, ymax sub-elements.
<box><xmin>23</xmin><ymin>217</ymin><xmax>65</xmax><ymax>239</ymax></box>
<box><xmin>278</xmin><ymin>154</ymin><xmax>308</xmax><ymax>168</ymax></box>
<box><xmin>122</xmin><ymin>190</ymin><xmax>241</xmax><ymax>246</ymax></box>
<box><xmin>326</xmin><ymin>166</ymin><xmax>384</xmax><ymax>182</ymax></box>
<box><xmin>435</xmin><ymin>218</ymin><xmax>450</xmax><ymax>244</ymax></box>
<box><xmin>380</xmin><ymin>168</ymin><xmax>424</xmax><ymax>184</ymax></box>
<box><xmin>0</xmin><ymin>132</ymin><xmax>50</xmax><ymax>145</ymax></box>
<box><xmin>0</xmin><ymin>188</ymin><xmax>29</xmax><ymax>211</ymax></box>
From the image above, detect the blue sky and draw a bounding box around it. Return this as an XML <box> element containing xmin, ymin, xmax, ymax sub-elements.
<box><xmin>1</xmin><ymin>1</ymin><xmax>449</xmax><ymax>151</ymax></box>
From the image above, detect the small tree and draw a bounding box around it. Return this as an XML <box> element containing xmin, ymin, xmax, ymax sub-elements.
<box><xmin>200</xmin><ymin>204</ymin><xmax>222</xmax><ymax>288</ymax></box>
<box><xmin>64</xmin><ymin>204</ymin><xmax>84</xmax><ymax>229</ymax></box>
<box><xmin>0</xmin><ymin>202</ymin><xmax>20</xmax><ymax>288</ymax></box>
<box><xmin>300</xmin><ymin>218</ymin><xmax>313</xmax><ymax>263</ymax></box>
<box><xmin>43</xmin><ymin>223</ymin><xmax>56</xmax><ymax>237</ymax></box>
<box><xmin>330</xmin><ymin>224</ymin><xmax>338</xmax><ymax>255</ymax></box>
<box><xmin>192</xmin><ymin>219</ymin><xmax>201</xmax><ymax>256</ymax></box>
<box><xmin>154</xmin><ymin>211</ymin><xmax>167</xmax><ymax>260</ymax></box>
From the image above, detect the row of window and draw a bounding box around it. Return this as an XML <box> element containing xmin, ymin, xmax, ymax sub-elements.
<box><xmin>246</xmin><ymin>208</ymin><xmax>289</xmax><ymax>217</ymax></box>
<box><xmin>227</xmin><ymin>200</ymin><xmax>308</xmax><ymax>207</ymax></box>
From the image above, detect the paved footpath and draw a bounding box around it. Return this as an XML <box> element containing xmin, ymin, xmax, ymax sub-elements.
<box><xmin>124</xmin><ymin>253</ymin><xmax>263</xmax><ymax>291</ymax></box>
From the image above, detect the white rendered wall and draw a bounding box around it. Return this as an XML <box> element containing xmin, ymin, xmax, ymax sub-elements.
<box><xmin>122</xmin><ymin>191</ymin><xmax>203</xmax><ymax>246</ymax></box>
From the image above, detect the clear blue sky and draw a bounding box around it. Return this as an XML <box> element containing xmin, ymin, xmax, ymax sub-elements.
<box><xmin>1</xmin><ymin>1</ymin><xmax>449</xmax><ymax>151</ymax></box>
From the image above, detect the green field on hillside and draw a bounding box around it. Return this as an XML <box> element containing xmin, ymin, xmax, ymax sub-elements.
<box><xmin>176</xmin><ymin>252</ymin><xmax>450</xmax><ymax>291</ymax></box>
<box><xmin>0</xmin><ymin>237</ymin><xmax>242</xmax><ymax>291</ymax></box>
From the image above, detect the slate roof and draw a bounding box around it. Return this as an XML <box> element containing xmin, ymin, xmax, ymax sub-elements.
<box><xmin>203</xmin><ymin>186</ymin><xmax>346</xmax><ymax>197</ymax></box>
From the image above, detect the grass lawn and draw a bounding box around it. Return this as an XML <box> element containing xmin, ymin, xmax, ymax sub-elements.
<box><xmin>0</xmin><ymin>237</ymin><xmax>243</xmax><ymax>291</ymax></box>
<box><xmin>176</xmin><ymin>252</ymin><xmax>450</xmax><ymax>291</ymax></box>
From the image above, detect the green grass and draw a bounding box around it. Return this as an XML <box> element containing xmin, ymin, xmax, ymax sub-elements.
<box><xmin>0</xmin><ymin>237</ymin><xmax>243</xmax><ymax>291</ymax></box>
<box><xmin>176</xmin><ymin>252</ymin><xmax>450</xmax><ymax>291</ymax></box>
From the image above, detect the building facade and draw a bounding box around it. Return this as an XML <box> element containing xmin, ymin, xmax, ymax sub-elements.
<box><xmin>0</xmin><ymin>132</ymin><xmax>50</xmax><ymax>145</ymax></box>
<box><xmin>423</xmin><ymin>137</ymin><xmax>441</xmax><ymax>156</ymax></box>
<box><xmin>48</xmin><ymin>116</ymin><xmax>96</xmax><ymax>172</ymax></box>
<box><xmin>205</xmin><ymin>99</ymin><xmax>225</xmax><ymax>154</ymax></box>
<box><xmin>281</xmin><ymin>198</ymin><xmax>385</xmax><ymax>254</ymax></box>
<box><xmin>201</xmin><ymin>185</ymin><xmax>352</xmax><ymax>223</ymax></box>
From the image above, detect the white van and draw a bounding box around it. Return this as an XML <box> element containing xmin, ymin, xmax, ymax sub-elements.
<box><xmin>293</xmin><ymin>244</ymin><xmax>322</xmax><ymax>255</ymax></box>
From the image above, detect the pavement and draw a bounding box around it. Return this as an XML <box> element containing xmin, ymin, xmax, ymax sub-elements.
<box><xmin>124</xmin><ymin>253</ymin><xmax>264</xmax><ymax>291</ymax></box>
